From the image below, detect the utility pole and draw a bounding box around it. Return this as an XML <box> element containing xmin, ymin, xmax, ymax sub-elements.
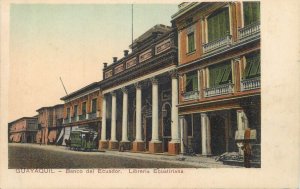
<box><xmin>59</xmin><ymin>77</ymin><xmax>68</xmax><ymax>95</ymax></box>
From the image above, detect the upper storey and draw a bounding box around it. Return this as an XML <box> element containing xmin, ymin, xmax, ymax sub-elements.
<box><xmin>172</xmin><ymin>2</ymin><xmax>260</xmax><ymax>65</ymax></box>
<box><xmin>101</xmin><ymin>24</ymin><xmax>178</xmax><ymax>89</ymax></box>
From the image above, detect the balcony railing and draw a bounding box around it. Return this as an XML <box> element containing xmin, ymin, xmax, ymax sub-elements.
<box><xmin>88</xmin><ymin>112</ymin><xmax>97</xmax><ymax>119</ymax></box>
<box><xmin>204</xmin><ymin>83</ymin><xmax>234</xmax><ymax>97</ymax></box>
<box><xmin>202</xmin><ymin>34</ymin><xmax>232</xmax><ymax>54</ymax></box>
<box><xmin>182</xmin><ymin>90</ymin><xmax>200</xmax><ymax>101</ymax></box>
<box><xmin>71</xmin><ymin>116</ymin><xmax>79</xmax><ymax>122</ymax></box>
<box><xmin>241</xmin><ymin>77</ymin><xmax>260</xmax><ymax>91</ymax></box>
<box><xmin>238</xmin><ymin>21</ymin><xmax>260</xmax><ymax>41</ymax></box>
<box><xmin>79</xmin><ymin>114</ymin><xmax>86</xmax><ymax>121</ymax></box>
<box><xmin>63</xmin><ymin>118</ymin><xmax>71</xmax><ymax>124</ymax></box>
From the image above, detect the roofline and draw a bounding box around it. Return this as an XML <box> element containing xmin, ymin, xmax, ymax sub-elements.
<box><xmin>36</xmin><ymin>104</ymin><xmax>64</xmax><ymax>112</ymax></box>
<box><xmin>171</xmin><ymin>2</ymin><xmax>202</xmax><ymax>21</ymax></box>
<box><xmin>60</xmin><ymin>82</ymin><xmax>100</xmax><ymax>101</ymax></box>
<box><xmin>9</xmin><ymin>116</ymin><xmax>38</xmax><ymax>125</ymax></box>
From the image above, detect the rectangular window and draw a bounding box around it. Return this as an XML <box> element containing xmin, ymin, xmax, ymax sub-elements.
<box><xmin>74</xmin><ymin>105</ymin><xmax>78</xmax><ymax>117</ymax></box>
<box><xmin>187</xmin><ymin>32</ymin><xmax>195</xmax><ymax>53</ymax></box>
<box><xmin>67</xmin><ymin>108</ymin><xmax>70</xmax><ymax>118</ymax></box>
<box><xmin>243</xmin><ymin>52</ymin><xmax>261</xmax><ymax>79</ymax></box>
<box><xmin>91</xmin><ymin>99</ymin><xmax>97</xmax><ymax>113</ymax></box>
<box><xmin>243</xmin><ymin>2</ymin><xmax>260</xmax><ymax>26</ymax></box>
<box><xmin>207</xmin><ymin>7</ymin><xmax>230</xmax><ymax>42</ymax></box>
<box><xmin>185</xmin><ymin>71</ymin><xmax>198</xmax><ymax>92</ymax></box>
<box><xmin>209</xmin><ymin>61</ymin><xmax>232</xmax><ymax>87</ymax></box>
<box><xmin>82</xmin><ymin>102</ymin><xmax>87</xmax><ymax>114</ymax></box>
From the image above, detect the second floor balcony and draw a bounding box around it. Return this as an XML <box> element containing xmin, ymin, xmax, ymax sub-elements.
<box><xmin>241</xmin><ymin>77</ymin><xmax>260</xmax><ymax>91</ymax></box>
<box><xmin>202</xmin><ymin>33</ymin><xmax>233</xmax><ymax>54</ymax></box>
<box><xmin>204</xmin><ymin>83</ymin><xmax>234</xmax><ymax>98</ymax></box>
<box><xmin>182</xmin><ymin>90</ymin><xmax>200</xmax><ymax>101</ymax></box>
<box><xmin>79</xmin><ymin>114</ymin><xmax>87</xmax><ymax>121</ymax></box>
<box><xmin>238</xmin><ymin>21</ymin><xmax>260</xmax><ymax>41</ymax></box>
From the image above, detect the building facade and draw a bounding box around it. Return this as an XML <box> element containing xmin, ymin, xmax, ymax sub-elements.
<box><xmin>36</xmin><ymin>104</ymin><xmax>64</xmax><ymax>145</ymax></box>
<box><xmin>9</xmin><ymin>117</ymin><xmax>38</xmax><ymax>143</ymax></box>
<box><xmin>59</xmin><ymin>82</ymin><xmax>102</xmax><ymax>146</ymax></box>
<box><xmin>99</xmin><ymin>24</ymin><xmax>180</xmax><ymax>154</ymax></box>
<box><xmin>171</xmin><ymin>2</ymin><xmax>260</xmax><ymax>158</ymax></box>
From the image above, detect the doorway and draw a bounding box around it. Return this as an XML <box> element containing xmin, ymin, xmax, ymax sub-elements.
<box><xmin>144</xmin><ymin>117</ymin><xmax>152</xmax><ymax>151</ymax></box>
<box><xmin>210</xmin><ymin>115</ymin><xmax>226</xmax><ymax>155</ymax></box>
<box><xmin>162</xmin><ymin>103</ymin><xmax>171</xmax><ymax>152</ymax></box>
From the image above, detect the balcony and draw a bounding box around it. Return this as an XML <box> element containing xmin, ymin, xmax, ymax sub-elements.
<box><xmin>182</xmin><ymin>90</ymin><xmax>200</xmax><ymax>101</ymax></box>
<box><xmin>241</xmin><ymin>77</ymin><xmax>260</xmax><ymax>91</ymax></box>
<box><xmin>238</xmin><ymin>21</ymin><xmax>260</xmax><ymax>41</ymax></box>
<box><xmin>63</xmin><ymin>118</ymin><xmax>71</xmax><ymax>124</ymax></box>
<box><xmin>88</xmin><ymin>112</ymin><xmax>97</xmax><ymax>120</ymax></box>
<box><xmin>79</xmin><ymin>114</ymin><xmax>87</xmax><ymax>121</ymax></box>
<box><xmin>204</xmin><ymin>83</ymin><xmax>234</xmax><ymax>98</ymax></box>
<box><xmin>202</xmin><ymin>34</ymin><xmax>232</xmax><ymax>54</ymax></box>
<box><xmin>71</xmin><ymin>116</ymin><xmax>79</xmax><ymax>123</ymax></box>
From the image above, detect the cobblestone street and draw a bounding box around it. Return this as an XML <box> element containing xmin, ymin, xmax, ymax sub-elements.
<box><xmin>8</xmin><ymin>143</ymin><xmax>237</xmax><ymax>168</ymax></box>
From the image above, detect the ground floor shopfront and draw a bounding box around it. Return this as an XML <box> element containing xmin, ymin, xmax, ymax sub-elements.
<box><xmin>10</xmin><ymin>131</ymin><xmax>37</xmax><ymax>143</ymax></box>
<box><xmin>57</xmin><ymin>120</ymin><xmax>101</xmax><ymax>146</ymax></box>
<box><xmin>99</xmin><ymin>68</ymin><xmax>181</xmax><ymax>155</ymax></box>
<box><xmin>178</xmin><ymin>95</ymin><xmax>261</xmax><ymax>157</ymax></box>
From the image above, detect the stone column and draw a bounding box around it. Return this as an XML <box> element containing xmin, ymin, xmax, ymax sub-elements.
<box><xmin>236</xmin><ymin>109</ymin><xmax>249</xmax><ymax>154</ymax></box>
<box><xmin>132</xmin><ymin>82</ymin><xmax>144</xmax><ymax>152</ymax></box>
<box><xmin>179</xmin><ymin>116</ymin><xmax>185</xmax><ymax>154</ymax></box>
<box><xmin>149</xmin><ymin>77</ymin><xmax>162</xmax><ymax>153</ymax></box>
<box><xmin>201</xmin><ymin>113</ymin><xmax>212</xmax><ymax>156</ymax></box>
<box><xmin>109</xmin><ymin>92</ymin><xmax>119</xmax><ymax>150</ymax></box>
<box><xmin>121</xmin><ymin>87</ymin><xmax>130</xmax><ymax>150</ymax></box>
<box><xmin>169</xmin><ymin>71</ymin><xmax>180</xmax><ymax>155</ymax></box>
<box><xmin>99</xmin><ymin>94</ymin><xmax>108</xmax><ymax>150</ymax></box>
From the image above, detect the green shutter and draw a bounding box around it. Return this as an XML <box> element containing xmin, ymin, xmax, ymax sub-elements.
<box><xmin>222</xmin><ymin>64</ymin><xmax>232</xmax><ymax>83</ymax></box>
<box><xmin>208</xmin><ymin>8</ymin><xmax>230</xmax><ymax>42</ymax></box>
<box><xmin>188</xmin><ymin>33</ymin><xmax>195</xmax><ymax>53</ymax></box>
<box><xmin>244</xmin><ymin>2</ymin><xmax>260</xmax><ymax>26</ymax></box>
<box><xmin>245</xmin><ymin>52</ymin><xmax>261</xmax><ymax>79</ymax></box>
<box><xmin>192</xmin><ymin>75</ymin><xmax>198</xmax><ymax>91</ymax></box>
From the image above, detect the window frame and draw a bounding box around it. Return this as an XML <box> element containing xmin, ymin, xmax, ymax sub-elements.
<box><xmin>204</xmin><ymin>4</ymin><xmax>232</xmax><ymax>43</ymax></box>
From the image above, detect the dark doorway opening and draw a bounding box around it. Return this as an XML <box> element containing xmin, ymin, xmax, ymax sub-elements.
<box><xmin>210</xmin><ymin>115</ymin><xmax>226</xmax><ymax>155</ymax></box>
<box><xmin>162</xmin><ymin>103</ymin><xmax>171</xmax><ymax>152</ymax></box>
<box><xmin>145</xmin><ymin>117</ymin><xmax>152</xmax><ymax>151</ymax></box>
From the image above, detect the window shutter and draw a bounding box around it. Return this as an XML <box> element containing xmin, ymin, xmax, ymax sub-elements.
<box><xmin>192</xmin><ymin>75</ymin><xmax>198</xmax><ymax>91</ymax></box>
<box><xmin>222</xmin><ymin>64</ymin><xmax>232</xmax><ymax>83</ymax></box>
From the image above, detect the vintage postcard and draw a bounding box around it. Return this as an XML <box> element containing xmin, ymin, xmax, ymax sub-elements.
<box><xmin>0</xmin><ymin>0</ymin><xmax>299</xmax><ymax>188</ymax></box>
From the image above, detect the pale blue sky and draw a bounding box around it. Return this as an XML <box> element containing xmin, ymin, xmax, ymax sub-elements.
<box><xmin>9</xmin><ymin>4</ymin><xmax>178</xmax><ymax>121</ymax></box>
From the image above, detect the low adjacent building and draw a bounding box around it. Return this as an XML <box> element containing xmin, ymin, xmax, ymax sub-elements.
<box><xmin>36</xmin><ymin>104</ymin><xmax>64</xmax><ymax>145</ymax></box>
<box><xmin>59</xmin><ymin>82</ymin><xmax>102</xmax><ymax>146</ymax></box>
<box><xmin>8</xmin><ymin>117</ymin><xmax>38</xmax><ymax>143</ymax></box>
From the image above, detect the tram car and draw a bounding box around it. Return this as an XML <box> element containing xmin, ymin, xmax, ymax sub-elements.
<box><xmin>69</xmin><ymin>130</ymin><xmax>98</xmax><ymax>151</ymax></box>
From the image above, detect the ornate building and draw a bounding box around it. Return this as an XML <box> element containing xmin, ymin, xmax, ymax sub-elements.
<box><xmin>59</xmin><ymin>82</ymin><xmax>102</xmax><ymax>146</ymax></box>
<box><xmin>9</xmin><ymin>117</ymin><xmax>38</xmax><ymax>143</ymax></box>
<box><xmin>36</xmin><ymin>104</ymin><xmax>64</xmax><ymax>144</ymax></box>
<box><xmin>171</xmin><ymin>2</ymin><xmax>261</xmax><ymax>158</ymax></box>
<box><xmin>99</xmin><ymin>24</ymin><xmax>180</xmax><ymax>154</ymax></box>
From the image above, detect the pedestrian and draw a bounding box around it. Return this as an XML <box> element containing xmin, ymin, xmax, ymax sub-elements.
<box><xmin>39</xmin><ymin>138</ymin><xmax>42</xmax><ymax>146</ymax></box>
<box><xmin>242</xmin><ymin>141</ymin><xmax>252</xmax><ymax>168</ymax></box>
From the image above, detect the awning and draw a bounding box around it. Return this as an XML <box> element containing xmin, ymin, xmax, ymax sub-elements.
<box><xmin>62</xmin><ymin>127</ymin><xmax>71</xmax><ymax>145</ymax></box>
<box><xmin>48</xmin><ymin>130</ymin><xmax>57</xmax><ymax>143</ymax></box>
<box><xmin>36</xmin><ymin>131</ymin><xmax>42</xmax><ymax>142</ymax></box>
<box><xmin>12</xmin><ymin>133</ymin><xmax>21</xmax><ymax>142</ymax></box>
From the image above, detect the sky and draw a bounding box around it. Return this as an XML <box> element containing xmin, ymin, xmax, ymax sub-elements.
<box><xmin>9</xmin><ymin>4</ymin><xmax>178</xmax><ymax>122</ymax></box>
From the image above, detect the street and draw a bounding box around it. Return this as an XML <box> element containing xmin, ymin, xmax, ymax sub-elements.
<box><xmin>8</xmin><ymin>143</ymin><xmax>236</xmax><ymax>168</ymax></box>
<box><xmin>8</xmin><ymin>144</ymin><xmax>193</xmax><ymax>168</ymax></box>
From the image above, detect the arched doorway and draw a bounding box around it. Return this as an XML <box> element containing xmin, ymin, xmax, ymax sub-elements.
<box><xmin>162</xmin><ymin>102</ymin><xmax>171</xmax><ymax>152</ymax></box>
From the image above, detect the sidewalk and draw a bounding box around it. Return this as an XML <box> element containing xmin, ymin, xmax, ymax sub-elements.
<box><xmin>10</xmin><ymin>143</ymin><xmax>240</xmax><ymax>168</ymax></box>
